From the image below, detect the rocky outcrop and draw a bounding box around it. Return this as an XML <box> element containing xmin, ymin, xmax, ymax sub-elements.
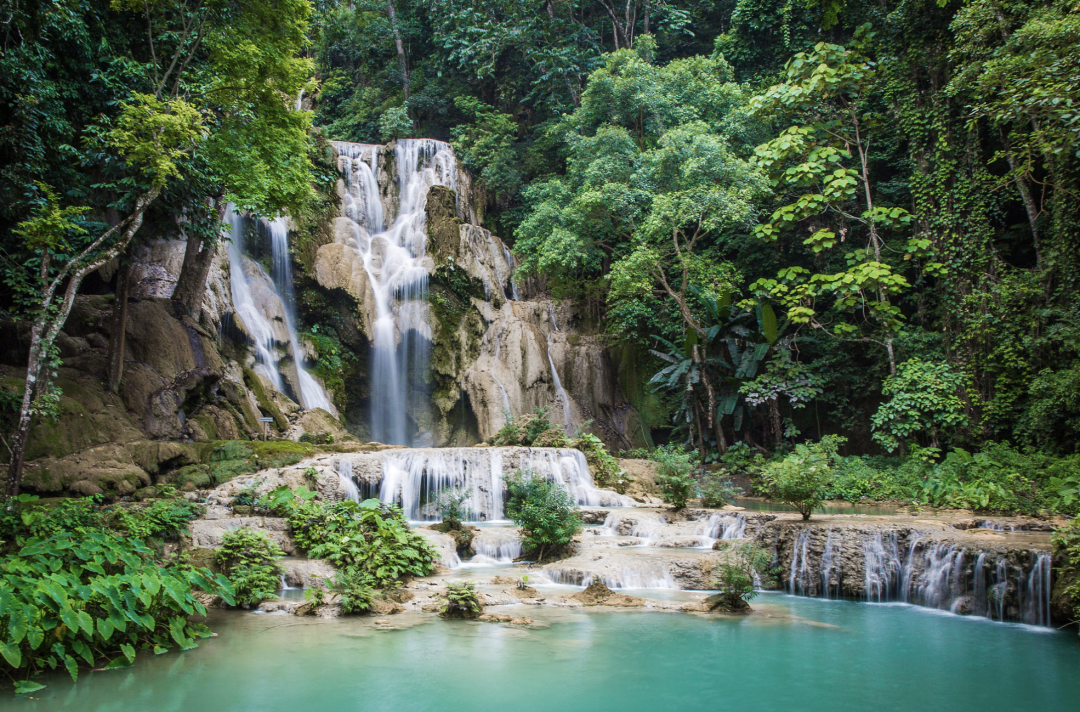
<box><xmin>189</xmin><ymin>516</ymin><xmax>297</xmax><ymax>555</ymax></box>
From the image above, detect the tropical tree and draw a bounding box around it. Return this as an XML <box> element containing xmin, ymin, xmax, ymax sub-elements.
<box><xmin>2</xmin><ymin>0</ymin><xmax>315</xmax><ymax>495</ymax></box>
<box><xmin>746</xmin><ymin>33</ymin><xmax>945</xmax><ymax>376</ymax></box>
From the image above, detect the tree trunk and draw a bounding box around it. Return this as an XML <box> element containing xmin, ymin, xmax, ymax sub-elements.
<box><xmin>769</xmin><ymin>397</ymin><xmax>783</xmax><ymax>448</ymax></box>
<box><xmin>7</xmin><ymin>187</ymin><xmax>159</xmax><ymax>495</ymax></box>
<box><xmin>386</xmin><ymin>0</ymin><xmax>410</xmax><ymax>101</ymax></box>
<box><xmin>172</xmin><ymin>200</ymin><xmax>227</xmax><ymax>317</ymax></box>
<box><xmin>106</xmin><ymin>259</ymin><xmax>131</xmax><ymax>393</ymax></box>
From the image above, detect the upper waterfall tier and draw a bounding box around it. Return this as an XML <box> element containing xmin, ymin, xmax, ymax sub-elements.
<box><xmin>329</xmin><ymin>446</ymin><xmax>636</xmax><ymax>522</ymax></box>
<box><xmin>331</xmin><ymin>139</ymin><xmax>465</xmax><ymax>446</ymax></box>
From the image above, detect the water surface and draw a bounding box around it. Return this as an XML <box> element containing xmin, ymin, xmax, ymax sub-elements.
<box><xmin>8</xmin><ymin>595</ymin><xmax>1078</xmax><ymax>712</ymax></box>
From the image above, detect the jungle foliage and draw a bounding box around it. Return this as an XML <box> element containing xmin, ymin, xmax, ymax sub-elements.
<box><xmin>0</xmin><ymin>494</ymin><xmax>232</xmax><ymax>692</ymax></box>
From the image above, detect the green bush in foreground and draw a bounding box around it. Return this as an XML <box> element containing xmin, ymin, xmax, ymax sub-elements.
<box><xmin>0</xmin><ymin>495</ymin><xmax>233</xmax><ymax>694</ymax></box>
<box><xmin>440</xmin><ymin>581</ymin><xmax>483</xmax><ymax>619</ymax></box>
<box><xmin>505</xmin><ymin>470</ymin><xmax>582</xmax><ymax>562</ymax></box>
<box><xmin>709</xmin><ymin>542</ymin><xmax>777</xmax><ymax>611</ymax></box>
<box><xmin>215</xmin><ymin>528</ymin><xmax>284</xmax><ymax>607</ymax></box>
<box><xmin>271</xmin><ymin>487</ymin><xmax>437</xmax><ymax>588</ymax></box>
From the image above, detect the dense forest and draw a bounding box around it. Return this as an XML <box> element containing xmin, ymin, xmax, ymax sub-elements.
<box><xmin>1</xmin><ymin>0</ymin><xmax>1078</xmax><ymax>506</ymax></box>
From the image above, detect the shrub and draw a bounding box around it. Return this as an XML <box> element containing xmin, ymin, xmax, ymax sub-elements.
<box><xmin>505</xmin><ymin>470</ymin><xmax>582</xmax><ymax>562</ymax></box>
<box><xmin>1051</xmin><ymin>519</ymin><xmax>1080</xmax><ymax>637</ymax></box>
<box><xmin>709</xmin><ymin>542</ymin><xmax>777</xmax><ymax>611</ymax></box>
<box><xmin>575</xmin><ymin>432</ymin><xmax>632</xmax><ymax>493</ymax></box>
<box><xmin>652</xmin><ymin>444</ymin><xmax>696</xmax><ymax>509</ymax></box>
<box><xmin>215</xmin><ymin>528</ymin><xmax>284</xmax><ymax>607</ymax></box>
<box><xmin>336</xmin><ymin>571</ymin><xmax>375</xmax><ymax>614</ymax></box>
<box><xmin>434</xmin><ymin>488</ymin><xmax>470</xmax><ymax>530</ymax></box>
<box><xmin>440</xmin><ymin>581</ymin><xmax>483</xmax><ymax>619</ymax></box>
<box><xmin>109</xmin><ymin>499</ymin><xmax>204</xmax><ymax>541</ymax></box>
<box><xmin>281</xmin><ymin>493</ymin><xmax>437</xmax><ymax>588</ymax></box>
<box><xmin>760</xmin><ymin>436</ymin><xmax>844</xmax><ymax>520</ymax></box>
<box><xmin>697</xmin><ymin>473</ymin><xmax>743</xmax><ymax>508</ymax></box>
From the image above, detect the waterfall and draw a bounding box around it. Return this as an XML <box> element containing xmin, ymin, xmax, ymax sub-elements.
<box><xmin>820</xmin><ymin>529</ymin><xmax>839</xmax><ymax>599</ymax></box>
<box><xmin>466</xmin><ymin>530</ymin><xmax>523</xmax><ymax>565</ymax></box>
<box><xmin>336</xmin><ymin>461</ymin><xmax>360</xmax><ymax>503</ymax></box>
<box><xmin>788</xmin><ymin>529</ymin><xmax>813</xmax><ymax>596</ymax></box>
<box><xmin>778</xmin><ymin>525</ymin><xmax>1054</xmax><ymax>626</ymax></box>
<box><xmin>224</xmin><ymin>209</ymin><xmax>333</xmax><ymax>412</ymax></box>
<box><xmin>267</xmin><ymin>217</ymin><xmax>334</xmax><ymax>412</ymax></box>
<box><xmin>332</xmin><ymin>139</ymin><xmax>454</xmax><ymax>445</ymax></box>
<box><xmin>502</xmin><ymin>244</ymin><xmax>520</xmax><ymax>300</ymax></box>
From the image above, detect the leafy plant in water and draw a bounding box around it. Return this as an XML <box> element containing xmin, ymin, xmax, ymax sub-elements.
<box><xmin>0</xmin><ymin>529</ymin><xmax>233</xmax><ymax>691</ymax></box>
<box><xmin>440</xmin><ymin>581</ymin><xmax>483</xmax><ymax>619</ymax></box>
<box><xmin>434</xmin><ymin>488</ymin><xmax>470</xmax><ymax>530</ymax></box>
<box><xmin>709</xmin><ymin>542</ymin><xmax>777</xmax><ymax>610</ymax></box>
<box><xmin>335</xmin><ymin>571</ymin><xmax>375</xmax><ymax>614</ymax></box>
<box><xmin>505</xmin><ymin>470</ymin><xmax>583</xmax><ymax>563</ymax></box>
<box><xmin>281</xmin><ymin>493</ymin><xmax>437</xmax><ymax>588</ymax></box>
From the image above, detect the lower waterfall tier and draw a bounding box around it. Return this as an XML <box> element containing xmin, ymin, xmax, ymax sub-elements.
<box><xmin>768</xmin><ymin>521</ymin><xmax>1053</xmax><ymax>626</ymax></box>
<box><xmin>330</xmin><ymin>446</ymin><xmax>636</xmax><ymax>522</ymax></box>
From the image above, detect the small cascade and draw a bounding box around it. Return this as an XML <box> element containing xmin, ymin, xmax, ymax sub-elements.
<box><xmin>502</xmin><ymin>244</ymin><xmax>520</xmax><ymax>300</ymax></box>
<box><xmin>693</xmin><ymin>513</ymin><xmax>746</xmax><ymax>548</ymax></box>
<box><xmin>545</xmin><ymin>564</ymin><xmax>676</xmax><ymax>590</ymax></box>
<box><xmin>365</xmin><ymin>447</ymin><xmax>633</xmax><ymax>522</ymax></box>
<box><xmin>224</xmin><ymin>209</ymin><xmax>333</xmax><ymax>411</ymax></box>
<box><xmin>775</xmin><ymin>525</ymin><xmax>1055</xmax><ymax>626</ymax></box>
<box><xmin>466</xmin><ymin>530</ymin><xmax>523</xmax><ymax>565</ymax></box>
<box><xmin>863</xmin><ymin>531</ymin><xmax>903</xmax><ymax>602</ymax></box>
<box><xmin>545</xmin><ymin>333</ymin><xmax>574</xmax><ymax>435</ymax></box>
<box><xmin>788</xmin><ymin>529</ymin><xmax>814</xmax><ymax>596</ymax></box>
<box><xmin>819</xmin><ymin>530</ymin><xmax>840</xmax><ymax>599</ymax></box>
<box><xmin>336</xmin><ymin>461</ymin><xmax>360</xmax><ymax>503</ymax></box>
<box><xmin>332</xmin><ymin>139</ymin><xmax>456</xmax><ymax>446</ymax></box>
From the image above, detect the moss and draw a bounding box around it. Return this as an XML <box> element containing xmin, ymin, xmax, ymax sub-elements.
<box><xmin>193</xmin><ymin>414</ymin><xmax>220</xmax><ymax>441</ymax></box>
<box><xmin>242</xmin><ymin>366</ymin><xmax>288</xmax><ymax>429</ymax></box>
<box><xmin>425</xmin><ymin>185</ymin><xmax>464</xmax><ymax>267</ymax></box>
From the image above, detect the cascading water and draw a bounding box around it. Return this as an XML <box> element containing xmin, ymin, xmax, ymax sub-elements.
<box><xmin>776</xmin><ymin>524</ymin><xmax>1054</xmax><ymax>626</ymax></box>
<box><xmin>225</xmin><ymin>209</ymin><xmax>334</xmax><ymax>411</ymax></box>
<box><xmin>267</xmin><ymin>217</ymin><xmax>335</xmax><ymax>412</ymax></box>
<box><xmin>546</xmin><ymin>333</ymin><xmax>574</xmax><ymax>436</ymax></box>
<box><xmin>332</xmin><ymin>139</ymin><xmax>456</xmax><ymax>445</ymax></box>
<box><xmin>334</xmin><ymin>447</ymin><xmax>633</xmax><ymax>523</ymax></box>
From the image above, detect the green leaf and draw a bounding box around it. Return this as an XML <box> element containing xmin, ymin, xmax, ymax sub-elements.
<box><xmin>64</xmin><ymin>654</ymin><xmax>78</xmax><ymax>682</ymax></box>
<box><xmin>103</xmin><ymin>655</ymin><xmax>133</xmax><ymax>669</ymax></box>
<box><xmin>120</xmin><ymin>643</ymin><xmax>136</xmax><ymax>663</ymax></box>
<box><xmin>97</xmin><ymin>617</ymin><xmax>115</xmax><ymax>641</ymax></box>
<box><xmin>761</xmin><ymin>303</ymin><xmax>778</xmax><ymax>344</ymax></box>
<box><xmin>0</xmin><ymin>641</ymin><xmax>22</xmax><ymax>668</ymax></box>
<box><xmin>14</xmin><ymin>681</ymin><xmax>46</xmax><ymax>694</ymax></box>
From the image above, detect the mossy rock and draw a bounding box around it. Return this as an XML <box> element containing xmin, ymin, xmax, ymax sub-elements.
<box><xmin>531</xmin><ymin>429</ymin><xmax>568</xmax><ymax>448</ymax></box>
